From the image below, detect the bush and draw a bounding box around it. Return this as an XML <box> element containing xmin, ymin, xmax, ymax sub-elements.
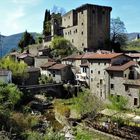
<box><xmin>108</xmin><ymin>94</ymin><xmax>128</xmax><ymax>111</ymax></box>
<box><xmin>39</xmin><ymin>75</ymin><xmax>53</xmax><ymax>84</ymax></box>
<box><xmin>54</xmin><ymin>100</ymin><xmax>70</xmax><ymax>118</ymax></box>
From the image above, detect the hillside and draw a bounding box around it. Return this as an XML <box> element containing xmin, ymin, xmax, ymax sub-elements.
<box><xmin>124</xmin><ymin>38</ymin><xmax>140</xmax><ymax>51</ymax></box>
<box><xmin>127</xmin><ymin>32</ymin><xmax>140</xmax><ymax>42</ymax></box>
<box><xmin>0</xmin><ymin>32</ymin><xmax>39</xmax><ymax>57</ymax></box>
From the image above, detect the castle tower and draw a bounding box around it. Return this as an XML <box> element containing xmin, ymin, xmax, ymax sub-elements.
<box><xmin>62</xmin><ymin>4</ymin><xmax>112</xmax><ymax>51</ymax></box>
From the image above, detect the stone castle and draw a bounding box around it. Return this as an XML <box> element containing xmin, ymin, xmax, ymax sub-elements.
<box><xmin>44</xmin><ymin>4</ymin><xmax>112</xmax><ymax>51</ymax></box>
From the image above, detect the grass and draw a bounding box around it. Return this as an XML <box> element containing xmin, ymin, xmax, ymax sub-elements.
<box><xmin>75</xmin><ymin>126</ymin><xmax>113</xmax><ymax>140</ymax></box>
<box><xmin>123</xmin><ymin>39</ymin><xmax>140</xmax><ymax>51</ymax></box>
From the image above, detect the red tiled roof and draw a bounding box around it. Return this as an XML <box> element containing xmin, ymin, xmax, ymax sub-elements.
<box><xmin>18</xmin><ymin>53</ymin><xmax>34</xmax><ymax>59</ymax></box>
<box><xmin>62</xmin><ymin>54</ymin><xmax>84</xmax><ymax>60</ymax></box>
<box><xmin>82</xmin><ymin>53</ymin><xmax>123</xmax><ymax>59</ymax></box>
<box><xmin>41</xmin><ymin>62</ymin><xmax>56</xmax><ymax>68</ymax></box>
<box><xmin>106</xmin><ymin>61</ymin><xmax>137</xmax><ymax>71</ymax></box>
<box><xmin>48</xmin><ymin>64</ymin><xmax>67</xmax><ymax>70</ymax></box>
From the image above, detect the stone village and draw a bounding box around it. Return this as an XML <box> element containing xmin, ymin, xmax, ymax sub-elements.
<box><xmin>1</xmin><ymin>3</ymin><xmax>140</xmax><ymax>108</ymax></box>
<box><xmin>1</xmin><ymin>3</ymin><xmax>140</xmax><ymax>139</ymax></box>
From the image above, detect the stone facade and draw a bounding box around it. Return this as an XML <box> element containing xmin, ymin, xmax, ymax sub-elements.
<box><xmin>0</xmin><ymin>70</ymin><xmax>12</xmax><ymax>83</ymax></box>
<box><xmin>62</xmin><ymin>4</ymin><xmax>112</xmax><ymax>51</ymax></box>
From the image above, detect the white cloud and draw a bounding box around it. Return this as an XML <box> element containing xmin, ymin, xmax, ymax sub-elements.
<box><xmin>12</xmin><ymin>0</ymin><xmax>41</xmax><ymax>5</ymax></box>
<box><xmin>2</xmin><ymin>7</ymin><xmax>26</xmax><ymax>35</ymax></box>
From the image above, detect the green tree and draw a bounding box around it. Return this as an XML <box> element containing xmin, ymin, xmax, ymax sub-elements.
<box><xmin>43</xmin><ymin>9</ymin><xmax>51</xmax><ymax>36</ymax></box>
<box><xmin>0</xmin><ymin>82</ymin><xmax>22</xmax><ymax>110</ymax></box>
<box><xmin>108</xmin><ymin>94</ymin><xmax>128</xmax><ymax>111</ymax></box>
<box><xmin>0</xmin><ymin>57</ymin><xmax>28</xmax><ymax>81</ymax></box>
<box><xmin>73</xmin><ymin>90</ymin><xmax>103</xmax><ymax>117</ymax></box>
<box><xmin>18</xmin><ymin>31</ymin><xmax>35</xmax><ymax>52</ymax></box>
<box><xmin>51</xmin><ymin>36</ymin><xmax>76</xmax><ymax>58</ymax></box>
<box><xmin>111</xmin><ymin>17</ymin><xmax>127</xmax><ymax>51</ymax></box>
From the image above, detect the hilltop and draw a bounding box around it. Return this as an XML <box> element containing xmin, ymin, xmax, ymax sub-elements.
<box><xmin>127</xmin><ymin>32</ymin><xmax>140</xmax><ymax>42</ymax></box>
<box><xmin>0</xmin><ymin>32</ymin><xmax>40</xmax><ymax>57</ymax></box>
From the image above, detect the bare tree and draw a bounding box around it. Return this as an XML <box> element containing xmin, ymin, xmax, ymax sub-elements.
<box><xmin>111</xmin><ymin>17</ymin><xmax>127</xmax><ymax>45</ymax></box>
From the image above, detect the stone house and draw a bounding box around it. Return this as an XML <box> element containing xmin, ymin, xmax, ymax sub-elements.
<box><xmin>24</xmin><ymin>67</ymin><xmax>41</xmax><ymax>85</ymax></box>
<box><xmin>40</xmin><ymin>62</ymin><xmax>56</xmax><ymax>76</ymax></box>
<box><xmin>126</xmin><ymin>53</ymin><xmax>140</xmax><ymax>62</ymax></box>
<box><xmin>9</xmin><ymin>52</ymin><xmax>20</xmax><ymax>61</ymax></box>
<box><xmin>106</xmin><ymin>61</ymin><xmax>140</xmax><ymax>108</ymax></box>
<box><xmin>83</xmin><ymin>53</ymin><xmax>132</xmax><ymax>100</ymax></box>
<box><xmin>76</xmin><ymin>63</ymin><xmax>90</xmax><ymax>86</ymax></box>
<box><xmin>34</xmin><ymin>56</ymin><xmax>54</xmax><ymax>68</ymax></box>
<box><xmin>62</xmin><ymin>54</ymin><xmax>84</xmax><ymax>75</ymax></box>
<box><xmin>43</xmin><ymin>4</ymin><xmax>112</xmax><ymax>51</ymax></box>
<box><xmin>47</xmin><ymin>64</ymin><xmax>74</xmax><ymax>83</ymax></box>
<box><xmin>0</xmin><ymin>70</ymin><xmax>12</xmax><ymax>83</ymax></box>
<box><xmin>18</xmin><ymin>52</ymin><xmax>34</xmax><ymax>66</ymax></box>
<box><xmin>62</xmin><ymin>4</ymin><xmax>112</xmax><ymax>51</ymax></box>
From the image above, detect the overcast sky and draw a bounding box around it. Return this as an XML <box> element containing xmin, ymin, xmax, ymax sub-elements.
<box><xmin>1</xmin><ymin>0</ymin><xmax>140</xmax><ymax>35</ymax></box>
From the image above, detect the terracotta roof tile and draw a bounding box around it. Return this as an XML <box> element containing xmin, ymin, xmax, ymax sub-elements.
<box><xmin>106</xmin><ymin>61</ymin><xmax>137</xmax><ymax>71</ymax></box>
<box><xmin>18</xmin><ymin>53</ymin><xmax>34</xmax><ymax>59</ymax></box>
<box><xmin>62</xmin><ymin>54</ymin><xmax>84</xmax><ymax>60</ymax></box>
<box><xmin>48</xmin><ymin>64</ymin><xmax>67</xmax><ymax>70</ymax></box>
<box><xmin>82</xmin><ymin>53</ymin><xmax>123</xmax><ymax>59</ymax></box>
<box><xmin>41</xmin><ymin>62</ymin><xmax>56</xmax><ymax>68</ymax></box>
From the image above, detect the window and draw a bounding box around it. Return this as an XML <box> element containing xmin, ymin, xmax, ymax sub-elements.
<box><xmin>92</xmin><ymin>10</ymin><xmax>95</xmax><ymax>14</ymax></box>
<box><xmin>117</xmin><ymin>95</ymin><xmax>120</xmax><ymax>102</ymax></box>
<box><xmin>124</xmin><ymin>74</ymin><xmax>127</xmax><ymax>78</ymax></box>
<box><xmin>82</xmin><ymin>43</ymin><xmax>84</xmax><ymax>46</ymax></box>
<box><xmin>65</xmin><ymin>32</ymin><xmax>67</xmax><ymax>35</ymax></box>
<box><xmin>75</xmin><ymin>29</ymin><xmax>77</xmax><ymax>33</ymax></box>
<box><xmin>69</xmin><ymin>30</ymin><xmax>71</xmax><ymax>35</ymax></box>
<box><xmin>69</xmin><ymin>16</ymin><xmax>70</xmax><ymax>19</ymax></box>
<box><xmin>97</xmin><ymin>83</ymin><xmax>99</xmax><ymax>88</ymax></box>
<box><xmin>134</xmin><ymin>98</ymin><xmax>138</xmax><ymax>105</ymax></box>
<box><xmin>125</xmin><ymin>86</ymin><xmax>129</xmax><ymax>91</ymax></box>
<box><xmin>100</xmin><ymin>90</ymin><xmax>102</xmax><ymax>97</ymax></box>
<box><xmin>81</xmin><ymin>31</ymin><xmax>83</xmax><ymax>35</ymax></box>
<box><xmin>53</xmin><ymin>71</ymin><xmax>55</xmax><ymax>77</ymax></box>
<box><xmin>72</xmin><ymin>39</ymin><xmax>74</xmax><ymax>43</ymax></box>
<box><xmin>81</xmin><ymin>22</ymin><xmax>83</xmax><ymax>25</ymax></box>
<box><xmin>100</xmin><ymin>79</ymin><xmax>103</xmax><ymax>84</ymax></box>
<box><xmin>98</xmin><ymin>71</ymin><xmax>100</xmax><ymax>74</ymax></box>
<box><xmin>91</xmin><ymin>78</ymin><xmax>93</xmax><ymax>82</ymax></box>
<box><xmin>104</xmin><ymin>63</ymin><xmax>106</xmax><ymax>65</ymax></box>
<box><xmin>111</xmin><ymin>73</ymin><xmax>114</xmax><ymax>79</ymax></box>
<box><xmin>81</xmin><ymin>11</ymin><xmax>83</xmax><ymax>14</ymax></box>
<box><xmin>98</xmin><ymin>63</ymin><xmax>100</xmax><ymax>65</ymax></box>
<box><xmin>91</xmin><ymin>70</ymin><xmax>93</xmax><ymax>73</ymax></box>
<box><xmin>83</xmin><ymin>67</ymin><xmax>87</xmax><ymax>73</ymax></box>
<box><xmin>111</xmin><ymin>84</ymin><xmax>114</xmax><ymax>89</ymax></box>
